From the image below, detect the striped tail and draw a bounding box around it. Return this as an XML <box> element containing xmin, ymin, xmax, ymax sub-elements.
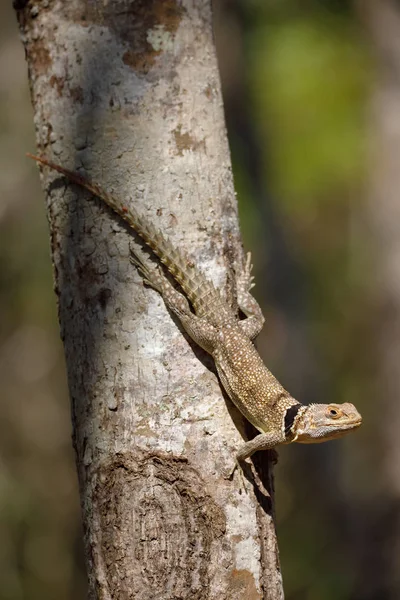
<box><xmin>27</xmin><ymin>154</ymin><xmax>221</xmax><ymax>315</ymax></box>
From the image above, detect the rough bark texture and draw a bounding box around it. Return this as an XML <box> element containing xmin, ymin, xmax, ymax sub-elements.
<box><xmin>15</xmin><ymin>1</ymin><xmax>283</xmax><ymax>599</ymax></box>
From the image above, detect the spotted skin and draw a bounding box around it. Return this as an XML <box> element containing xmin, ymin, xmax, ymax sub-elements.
<box><xmin>28</xmin><ymin>154</ymin><xmax>362</xmax><ymax>466</ymax></box>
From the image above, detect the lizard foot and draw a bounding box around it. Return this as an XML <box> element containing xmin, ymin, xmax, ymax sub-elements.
<box><xmin>226</xmin><ymin>457</ymin><xmax>272</xmax><ymax>498</ymax></box>
<box><xmin>130</xmin><ymin>246</ymin><xmax>163</xmax><ymax>293</ymax></box>
<box><xmin>236</xmin><ymin>251</ymin><xmax>255</xmax><ymax>293</ymax></box>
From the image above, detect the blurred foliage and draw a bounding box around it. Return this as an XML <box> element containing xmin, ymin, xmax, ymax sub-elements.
<box><xmin>0</xmin><ymin>3</ymin><xmax>85</xmax><ymax>599</ymax></box>
<box><xmin>216</xmin><ymin>1</ymin><xmax>375</xmax><ymax>599</ymax></box>
<box><xmin>1</xmin><ymin>0</ymin><xmax>382</xmax><ymax>599</ymax></box>
<box><xmin>250</xmin><ymin>12</ymin><xmax>368</xmax><ymax>206</ymax></box>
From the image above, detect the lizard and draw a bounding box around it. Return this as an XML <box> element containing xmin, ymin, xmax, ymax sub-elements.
<box><xmin>27</xmin><ymin>153</ymin><xmax>362</xmax><ymax>469</ymax></box>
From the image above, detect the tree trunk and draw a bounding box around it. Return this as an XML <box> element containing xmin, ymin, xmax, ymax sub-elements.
<box><xmin>15</xmin><ymin>1</ymin><xmax>283</xmax><ymax>598</ymax></box>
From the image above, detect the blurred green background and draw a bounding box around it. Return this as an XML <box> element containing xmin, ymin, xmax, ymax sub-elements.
<box><xmin>1</xmin><ymin>0</ymin><xmax>396</xmax><ymax>598</ymax></box>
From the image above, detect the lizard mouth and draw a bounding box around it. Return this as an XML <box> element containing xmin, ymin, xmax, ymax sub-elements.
<box><xmin>329</xmin><ymin>417</ymin><xmax>362</xmax><ymax>436</ymax></box>
<box><xmin>323</xmin><ymin>416</ymin><xmax>362</xmax><ymax>440</ymax></box>
<box><xmin>296</xmin><ymin>414</ymin><xmax>362</xmax><ymax>443</ymax></box>
<box><xmin>334</xmin><ymin>415</ymin><xmax>362</xmax><ymax>428</ymax></box>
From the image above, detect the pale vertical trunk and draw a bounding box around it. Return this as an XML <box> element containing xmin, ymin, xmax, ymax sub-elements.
<box><xmin>15</xmin><ymin>1</ymin><xmax>283</xmax><ymax>598</ymax></box>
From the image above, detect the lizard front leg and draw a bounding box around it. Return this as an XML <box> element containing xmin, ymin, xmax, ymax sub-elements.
<box><xmin>236</xmin><ymin>430</ymin><xmax>284</xmax><ymax>463</ymax></box>
<box><xmin>131</xmin><ymin>247</ymin><xmax>218</xmax><ymax>354</ymax></box>
<box><xmin>228</xmin><ymin>431</ymin><xmax>283</xmax><ymax>481</ymax></box>
<box><xmin>236</xmin><ymin>252</ymin><xmax>265</xmax><ymax>340</ymax></box>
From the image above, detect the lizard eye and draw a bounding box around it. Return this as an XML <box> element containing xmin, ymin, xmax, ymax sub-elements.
<box><xmin>327</xmin><ymin>406</ymin><xmax>341</xmax><ymax>419</ymax></box>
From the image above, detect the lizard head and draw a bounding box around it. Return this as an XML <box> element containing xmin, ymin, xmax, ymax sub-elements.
<box><xmin>290</xmin><ymin>402</ymin><xmax>362</xmax><ymax>443</ymax></box>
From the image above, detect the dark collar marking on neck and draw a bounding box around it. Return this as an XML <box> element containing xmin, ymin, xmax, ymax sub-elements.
<box><xmin>284</xmin><ymin>403</ymin><xmax>302</xmax><ymax>436</ymax></box>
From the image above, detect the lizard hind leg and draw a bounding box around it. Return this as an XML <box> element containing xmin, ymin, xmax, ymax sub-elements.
<box><xmin>130</xmin><ymin>245</ymin><xmax>190</xmax><ymax>317</ymax></box>
<box><xmin>236</xmin><ymin>252</ymin><xmax>265</xmax><ymax>340</ymax></box>
<box><xmin>130</xmin><ymin>246</ymin><xmax>164</xmax><ymax>293</ymax></box>
<box><xmin>130</xmin><ymin>245</ymin><xmax>218</xmax><ymax>354</ymax></box>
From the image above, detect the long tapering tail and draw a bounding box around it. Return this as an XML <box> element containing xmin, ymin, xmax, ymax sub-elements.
<box><xmin>27</xmin><ymin>154</ymin><xmax>220</xmax><ymax>314</ymax></box>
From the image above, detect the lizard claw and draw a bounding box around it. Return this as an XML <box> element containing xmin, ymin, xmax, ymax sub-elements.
<box><xmin>224</xmin><ymin>459</ymin><xmax>250</xmax><ymax>494</ymax></box>
<box><xmin>130</xmin><ymin>255</ymin><xmax>150</xmax><ymax>282</ymax></box>
<box><xmin>225</xmin><ymin>460</ymin><xmax>238</xmax><ymax>480</ymax></box>
<box><xmin>130</xmin><ymin>250</ymin><xmax>165</xmax><ymax>294</ymax></box>
<box><xmin>236</xmin><ymin>252</ymin><xmax>255</xmax><ymax>295</ymax></box>
<box><xmin>245</xmin><ymin>252</ymin><xmax>255</xmax><ymax>290</ymax></box>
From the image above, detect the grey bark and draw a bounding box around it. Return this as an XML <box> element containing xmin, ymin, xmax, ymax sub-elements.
<box><xmin>15</xmin><ymin>1</ymin><xmax>283</xmax><ymax>599</ymax></box>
